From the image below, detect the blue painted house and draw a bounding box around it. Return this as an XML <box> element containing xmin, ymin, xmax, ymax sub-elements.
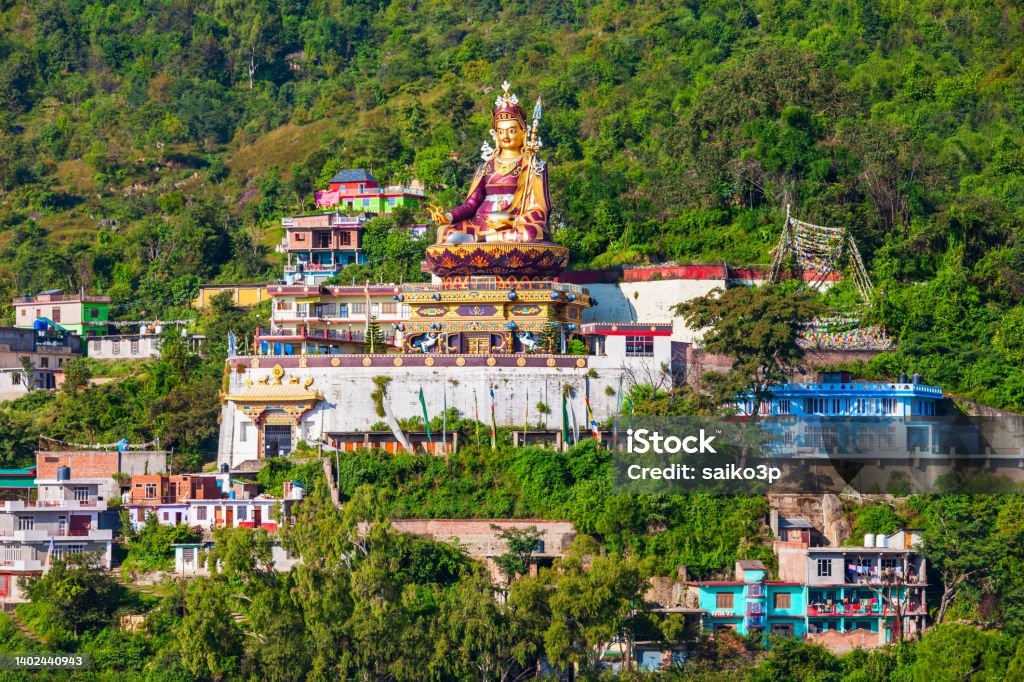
<box><xmin>695</xmin><ymin>560</ymin><xmax>808</xmax><ymax>638</ymax></box>
<box><xmin>738</xmin><ymin>372</ymin><xmax>952</xmax><ymax>458</ymax></box>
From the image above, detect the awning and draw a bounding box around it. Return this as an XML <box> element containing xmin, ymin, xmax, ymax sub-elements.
<box><xmin>293</xmin><ymin>296</ymin><xmax>321</xmax><ymax>304</ymax></box>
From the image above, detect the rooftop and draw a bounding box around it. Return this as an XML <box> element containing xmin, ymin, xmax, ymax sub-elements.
<box><xmin>329</xmin><ymin>169</ymin><xmax>378</xmax><ymax>184</ymax></box>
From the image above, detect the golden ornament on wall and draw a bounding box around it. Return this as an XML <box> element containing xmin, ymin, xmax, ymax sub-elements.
<box><xmin>456</xmin><ymin>357</ymin><xmax>466</xmax><ymax>366</ymax></box>
<box><xmin>516</xmin><ymin>357</ymin><xmax>526</xmax><ymax>366</ymax></box>
<box><xmin>546</xmin><ymin>358</ymin><xmax>556</xmax><ymax>367</ymax></box>
<box><xmin>362</xmin><ymin>357</ymin><xmax>372</xmax><ymax>366</ymax></box>
<box><xmin>425</xmin><ymin>357</ymin><xmax>435</xmax><ymax>367</ymax></box>
<box><xmin>393</xmin><ymin>358</ymin><xmax>404</xmax><ymax>367</ymax></box>
<box><xmin>331</xmin><ymin>358</ymin><xmax>341</xmax><ymax>367</ymax></box>
<box><xmin>486</xmin><ymin>357</ymin><xmax>496</xmax><ymax>366</ymax></box>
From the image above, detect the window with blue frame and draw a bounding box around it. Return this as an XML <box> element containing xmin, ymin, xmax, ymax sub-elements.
<box><xmin>362</xmin><ymin>199</ymin><xmax>370</xmax><ymax>207</ymax></box>
<box><xmin>388</xmin><ymin>197</ymin><xmax>396</xmax><ymax>207</ymax></box>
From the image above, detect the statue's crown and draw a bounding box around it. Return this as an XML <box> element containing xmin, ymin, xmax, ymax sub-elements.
<box><xmin>492</xmin><ymin>80</ymin><xmax>526</xmax><ymax>127</ymax></box>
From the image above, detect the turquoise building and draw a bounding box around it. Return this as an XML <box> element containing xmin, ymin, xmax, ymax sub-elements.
<box><xmin>696</xmin><ymin>561</ymin><xmax>808</xmax><ymax>638</ymax></box>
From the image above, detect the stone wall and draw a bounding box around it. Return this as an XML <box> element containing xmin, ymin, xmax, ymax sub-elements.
<box><xmin>804</xmin><ymin>628</ymin><xmax>885</xmax><ymax>653</ymax></box>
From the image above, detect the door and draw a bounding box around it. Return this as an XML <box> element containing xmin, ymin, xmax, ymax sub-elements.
<box><xmin>771</xmin><ymin>623</ymin><xmax>795</xmax><ymax>637</ymax></box>
<box><xmin>225</xmin><ymin>507</ymin><xmax>234</xmax><ymax>527</ymax></box>
<box><xmin>264</xmin><ymin>425</ymin><xmax>293</xmax><ymax>457</ymax></box>
<box><xmin>68</xmin><ymin>515</ymin><xmax>90</xmax><ymax>537</ymax></box>
<box><xmin>253</xmin><ymin>507</ymin><xmax>262</xmax><ymax>528</ymax></box>
<box><xmin>58</xmin><ymin>516</ymin><xmax>66</xmax><ymax>536</ymax></box>
<box><xmin>466</xmin><ymin>335</ymin><xmax>490</xmax><ymax>354</ymax></box>
<box><xmin>214</xmin><ymin>506</ymin><xmax>223</xmax><ymax>526</ymax></box>
<box><xmin>175</xmin><ymin>512</ymin><xmax>182</xmax><ymax>525</ymax></box>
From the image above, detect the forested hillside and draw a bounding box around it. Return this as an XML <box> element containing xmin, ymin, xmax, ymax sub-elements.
<box><xmin>0</xmin><ymin>0</ymin><xmax>1023</xmax><ymax>409</ymax></box>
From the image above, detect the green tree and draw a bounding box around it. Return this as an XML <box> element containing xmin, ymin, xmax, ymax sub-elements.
<box><xmin>674</xmin><ymin>283</ymin><xmax>824</xmax><ymax>418</ymax></box>
<box><xmin>60</xmin><ymin>358</ymin><xmax>93</xmax><ymax>395</ymax></box>
<box><xmin>24</xmin><ymin>553</ymin><xmax>122</xmax><ymax>638</ymax></box>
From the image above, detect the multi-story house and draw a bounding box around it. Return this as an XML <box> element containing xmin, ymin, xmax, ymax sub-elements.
<box><xmin>314</xmin><ymin>169</ymin><xmax>425</xmax><ymax>214</ymax></box>
<box><xmin>0</xmin><ymin>475</ymin><xmax>116</xmax><ymax>603</ymax></box>
<box><xmin>692</xmin><ymin>524</ymin><xmax>927</xmax><ymax>649</ymax></box>
<box><xmin>13</xmin><ymin>291</ymin><xmax>111</xmax><ymax>337</ymax></box>
<box><xmin>0</xmin><ymin>326</ymin><xmax>83</xmax><ymax>398</ymax></box>
<box><xmin>280</xmin><ymin>213</ymin><xmax>369</xmax><ymax>284</ymax></box>
<box><xmin>694</xmin><ymin>560</ymin><xmax>808</xmax><ymax>638</ymax></box>
<box><xmin>124</xmin><ymin>474</ymin><xmax>297</xmax><ymax>534</ymax></box>
<box><xmin>255</xmin><ymin>283</ymin><xmax>406</xmax><ymax>355</ymax></box>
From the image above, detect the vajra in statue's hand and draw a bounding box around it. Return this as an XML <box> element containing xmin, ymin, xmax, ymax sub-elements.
<box><xmin>427</xmin><ymin>204</ymin><xmax>451</xmax><ymax>226</ymax></box>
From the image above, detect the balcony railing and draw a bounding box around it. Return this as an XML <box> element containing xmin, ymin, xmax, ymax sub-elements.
<box><xmin>256</xmin><ymin>328</ymin><xmax>397</xmax><ymax>345</ymax></box>
<box><xmin>807</xmin><ymin>602</ymin><xmax>925</xmax><ymax>616</ymax></box>
<box><xmin>14</xmin><ymin>294</ymin><xmax>111</xmax><ymax>304</ymax></box>
<box><xmin>5</xmin><ymin>498</ymin><xmax>100</xmax><ymax>508</ymax></box>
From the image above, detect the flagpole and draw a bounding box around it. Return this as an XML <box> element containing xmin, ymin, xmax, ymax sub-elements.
<box><xmin>474</xmin><ymin>389</ymin><xmax>481</xmax><ymax>450</ymax></box>
<box><xmin>523</xmin><ymin>389</ymin><xmax>529</xmax><ymax>445</ymax></box>
<box><xmin>442</xmin><ymin>388</ymin><xmax>448</xmax><ymax>455</ymax></box>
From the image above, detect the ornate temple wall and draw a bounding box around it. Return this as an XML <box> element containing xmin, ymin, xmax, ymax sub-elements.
<box><xmin>218</xmin><ymin>353</ymin><xmax>668</xmax><ymax>468</ymax></box>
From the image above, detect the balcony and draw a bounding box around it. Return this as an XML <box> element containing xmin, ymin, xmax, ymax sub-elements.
<box><xmin>256</xmin><ymin>328</ymin><xmax>397</xmax><ymax>346</ymax></box>
<box><xmin>3</xmin><ymin>498</ymin><xmax>102</xmax><ymax>511</ymax></box>
<box><xmin>0</xmin><ymin>528</ymin><xmax>113</xmax><ymax>541</ymax></box>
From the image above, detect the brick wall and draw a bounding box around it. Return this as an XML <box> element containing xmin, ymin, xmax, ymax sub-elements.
<box><xmin>36</xmin><ymin>451</ymin><xmax>168</xmax><ymax>480</ymax></box>
<box><xmin>37</xmin><ymin>451</ymin><xmax>120</xmax><ymax>480</ymax></box>
<box><xmin>804</xmin><ymin>628</ymin><xmax>884</xmax><ymax>653</ymax></box>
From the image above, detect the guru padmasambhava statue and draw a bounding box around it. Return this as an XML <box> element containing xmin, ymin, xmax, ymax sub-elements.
<box><xmin>427</xmin><ymin>81</ymin><xmax>551</xmax><ymax>244</ymax></box>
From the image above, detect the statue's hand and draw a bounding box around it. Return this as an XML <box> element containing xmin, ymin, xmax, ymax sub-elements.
<box><xmin>427</xmin><ymin>204</ymin><xmax>450</xmax><ymax>226</ymax></box>
<box><xmin>485</xmin><ymin>214</ymin><xmax>515</xmax><ymax>231</ymax></box>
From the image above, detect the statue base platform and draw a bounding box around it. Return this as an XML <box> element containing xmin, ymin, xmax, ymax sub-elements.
<box><xmin>424</xmin><ymin>241</ymin><xmax>569</xmax><ymax>279</ymax></box>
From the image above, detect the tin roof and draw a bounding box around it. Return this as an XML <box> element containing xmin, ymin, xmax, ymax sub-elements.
<box><xmin>329</xmin><ymin>169</ymin><xmax>378</xmax><ymax>184</ymax></box>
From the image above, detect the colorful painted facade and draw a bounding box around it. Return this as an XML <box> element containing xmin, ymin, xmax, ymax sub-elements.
<box><xmin>695</xmin><ymin>528</ymin><xmax>928</xmax><ymax>647</ymax></box>
<box><xmin>13</xmin><ymin>291</ymin><xmax>111</xmax><ymax>337</ymax></box>
<box><xmin>314</xmin><ymin>169</ymin><xmax>425</xmax><ymax>213</ymax></box>
<box><xmin>280</xmin><ymin>212</ymin><xmax>369</xmax><ymax>284</ymax></box>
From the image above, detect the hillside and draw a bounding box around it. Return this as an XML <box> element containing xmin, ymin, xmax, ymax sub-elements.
<box><xmin>0</xmin><ymin>0</ymin><xmax>1022</xmax><ymax>415</ymax></box>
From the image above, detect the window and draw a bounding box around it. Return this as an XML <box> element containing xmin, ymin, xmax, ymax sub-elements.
<box><xmin>340</xmin><ymin>232</ymin><xmax>351</xmax><ymax>246</ymax></box>
<box><xmin>90</xmin><ymin>308</ymin><xmax>99</xmax><ymax>319</ymax></box>
<box><xmin>777</xmin><ymin>399</ymin><xmax>791</xmax><ymax>415</ymax></box>
<box><xmin>295</xmin><ymin>233</ymin><xmax>305</xmax><ymax>241</ymax></box>
<box><xmin>351</xmin><ymin>303</ymin><xmax>366</xmax><ymax>315</ymax></box>
<box><xmin>239</xmin><ymin>423</ymin><xmax>247</xmax><ymax>442</ymax></box>
<box><xmin>196</xmin><ymin>506</ymin><xmax>207</xmax><ymax>521</ymax></box>
<box><xmin>113</xmin><ymin>341</ymin><xmax>120</xmax><ymax>356</ymax></box>
<box><xmin>315</xmin><ymin>232</ymin><xmax>331</xmax><ymax>248</ymax></box>
<box><xmin>162</xmin><ymin>512</ymin><xmax>169</xmax><ymax>521</ymax></box>
<box><xmin>388</xmin><ymin>197</ymin><xmax>396</xmax><ymax>207</ymax></box>
<box><xmin>881</xmin><ymin>557</ymin><xmax>899</xmax><ymax>570</ymax></box>
<box><xmin>774</xmin><ymin>593</ymin><xmax>791</xmax><ymax>609</ymax></box>
<box><xmin>39</xmin><ymin>357</ymin><xmax>48</xmax><ymax>368</ymax></box>
<box><xmin>715</xmin><ymin>593</ymin><xmax>734</xmax><ymax>609</ymax></box>
<box><xmin>625</xmin><ymin>336</ymin><xmax>654</xmax><ymax>357</ymax></box>
<box><xmin>275</xmin><ymin>300</ymin><xmax>291</xmax><ymax>311</ymax></box>
<box><xmin>371</xmin><ymin>303</ymin><xmax>380</xmax><ymax>317</ymax></box>
<box><xmin>237</xmin><ymin>506</ymin><xmax>247</xmax><ymax>520</ymax></box>
<box><xmin>51</xmin><ymin>307</ymin><xmax>61</xmax><ymax>323</ymax></box>
<box><xmin>337</xmin><ymin>304</ymin><xmax>349</xmax><ymax>318</ymax></box>
<box><xmin>130</xmin><ymin>339</ymin><xmax>139</xmax><ymax>355</ymax></box>
<box><xmin>11</xmin><ymin>373</ymin><xmax>20</xmax><ymax>386</ymax></box>
<box><xmin>17</xmin><ymin>516</ymin><xmax>34</xmax><ymax>531</ymax></box>
<box><xmin>358</xmin><ymin>184</ymin><xmax>365</xmax><ymax>193</ymax></box>
<box><xmin>816</xmin><ymin>559</ymin><xmax>832</xmax><ymax>578</ymax></box>
<box><xmin>362</xmin><ymin>199</ymin><xmax>370</xmax><ymax>207</ymax></box>
<box><xmin>381</xmin><ymin>302</ymin><xmax>396</xmax><ymax>315</ymax></box>
<box><xmin>53</xmin><ymin>544</ymin><xmax>85</xmax><ymax>559</ymax></box>
<box><xmin>401</xmin><ymin>304</ymin><xmax>411</xmax><ymax>318</ymax></box>
<box><xmin>145</xmin><ymin>484</ymin><xmax>157</xmax><ymax>499</ymax></box>
<box><xmin>806</xmin><ymin>427</ymin><xmax>840</xmax><ymax>450</ymax></box>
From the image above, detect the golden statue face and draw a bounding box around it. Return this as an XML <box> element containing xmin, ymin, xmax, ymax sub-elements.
<box><xmin>495</xmin><ymin>120</ymin><xmax>526</xmax><ymax>152</ymax></box>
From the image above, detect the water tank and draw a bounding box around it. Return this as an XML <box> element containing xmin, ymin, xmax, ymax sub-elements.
<box><xmin>33</xmin><ymin>319</ymin><xmax>48</xmax><ymax>331</ymax></box>
<box><xmin>899</xmin><ymin>373</ymin><xmax>909</xmax><ymax>383</ymax></box>
<box><xmin>139</xmin><ymin>323</ymin><xmax>148</xmax><ymax>335</ymax></box>
<box><xmin>291</xmin><ymin>486</ymin><xmax>305</xmax><ymax>500</ymax></box>
<box><xmin>911</xmin><ymin>373</ymin><xmax>922</xmax><ymax>385</ymax></box>
<box><xmin>229</xmin><ymin>490</ymin><xmax>236</xmax><ymax>500</ymax></box>
<box><xmin>154</xmin><ymin>324</ymin><xmax>163</xmax><ymax>335</ymax></box>
<box><xmin>864</xmin><ymin>534</ymin><xmax>875</xmax><ymax>548</ymax></box>
<box><xmin>875</xmin><ymin>533</ymin><xmax>887</xmax><ymax>549</ymax></box>
<box><xmin>56</xmin><ymin>466</ymin><xmax>71</xmax><ymax>481</ymax></box>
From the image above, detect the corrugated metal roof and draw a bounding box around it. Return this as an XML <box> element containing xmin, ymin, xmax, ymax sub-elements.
<box><xmin>0</xmin><ymin>467</ymin><xmax>35</xmax><ymax>476</ymax></box>
<box><xmin>0</xmin><ymin>479</ymin><xmax>37</xmax><ymax>488</ymax></box>
<box><xmin>329</xmin><ymin>169</ymin><xmax>378</xmax><ymax>184</ymax></box>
